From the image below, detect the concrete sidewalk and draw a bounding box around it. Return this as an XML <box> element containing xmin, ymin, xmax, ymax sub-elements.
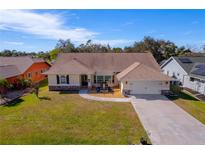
<box><xmin>131</xmin><ymin>94</ymin><xmax>205</xmax><ymax>145</ymax></box>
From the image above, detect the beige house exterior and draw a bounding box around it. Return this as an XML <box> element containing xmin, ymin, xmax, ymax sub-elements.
<box><xmin>45</xmin><ymin>53</ymin><xmax>170</xmax><ymax>94</ymax></box>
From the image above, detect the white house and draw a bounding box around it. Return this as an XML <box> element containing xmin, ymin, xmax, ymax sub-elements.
<box><xmin>45</xmin><ymin>53</ymin><xmax>171</xmax><ymax>95</ymax></box>
<box><xmin>161</xmin><ymin>56</ymin><xmax>205</xmax><ymax>95</ymax></box>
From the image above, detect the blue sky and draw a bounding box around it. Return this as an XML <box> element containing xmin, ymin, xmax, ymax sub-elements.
<box><xmin>0</xmin><ymin>9</ymin><xmax>205</xmax><ymax>52</ymax></box>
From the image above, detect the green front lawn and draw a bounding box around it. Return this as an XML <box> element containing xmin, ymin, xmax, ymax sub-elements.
<box><xmin>0</xmin><ymin>81</ymin><xmax>149</xmax><ymax>144</ymax></box>
<box><xmin>172</xmin><ymin>91</ymin><xmax>205</xmax><ymax>124</ymax></box>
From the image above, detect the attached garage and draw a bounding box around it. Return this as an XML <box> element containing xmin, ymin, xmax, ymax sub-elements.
<box><xmin>121</xmin><ymin>80</ymin><xmax>169</xmax><ymax>94</ymax></box>
<box><xmin>117</xmin><ymin>62</ymin><xmax>171</xmax><ymax>95</ymax></box>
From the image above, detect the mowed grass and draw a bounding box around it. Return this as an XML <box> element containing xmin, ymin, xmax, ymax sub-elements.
<box><xmin>0</xmin><ymin>81</ymin><xmax>149</xmax><ymax>144</ymax></box>
<box><xmin>172</xmin><ymin>91</ymin><xmax>205</xmax><ymax>124</ymax></box>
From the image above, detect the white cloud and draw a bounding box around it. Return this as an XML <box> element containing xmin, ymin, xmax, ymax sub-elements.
<box><xmin>3</xmin><ymin>41</ymin><xmax>24</xmax><ymax>45</ymax></box>
<box><xmin>93</xmin><ymin>39</ymin><xmax>134</xmax><ymax>46</ymax></box>
<box><xmin>0</xmin><ymin>10</ymin><xmax>97</xmax><ymax>42</ymax></box>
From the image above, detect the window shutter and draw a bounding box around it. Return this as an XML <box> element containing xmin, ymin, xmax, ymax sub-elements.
<box><xmin>66</xmin><ymin>75</ymin><xmax>69</xmax><ymax>84</ymax></box>
<box><xmin>57</xmin><ymin>75</ymin><xmax>59</xmax><ymax>84</ymax></box>
<box><xmin>94</xmin><ymin>75</ymin><xmax>96</xmax><ymax>84</ymax></box>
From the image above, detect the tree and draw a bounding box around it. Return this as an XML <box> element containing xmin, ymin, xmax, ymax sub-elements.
<box><xmin>55</xmin><ymin>39</ymin><xmax>75</xmax><ymax>53</ymax></box>
<box><xmin>176</xmin><ymin>46</ymin><xmax>192</xmax><ymax>56</ymax></box>
<box><xmin>160</xmin><ymin>41</ymin><xmax>177</xmax><ymax>59</ymax></box>
<box><xmin>33</xmin><ymin>84</ymin><xmax>39</xmax><ymax>98</ymax></box>
<box><xmin>125</xmin><ymin>36</ymin><xmax>164</xmax><ymax>62</ymax></box>
<box><xmin>76</xmin><ymin>40</ymin><xmax>112</xmax><ymax>53</ymax></box>
<box><xmin>49</xmin><ymin>48</ymin><xmax>60</xmax><ymax>60</ymax></box>
<box><xmin>124</xmin><ymin>36</ymin><xmax>193</xmax><ymax>63</ymax></box>
<box><xmin>113</xmin><ymin>47</ymin><xmax>123</xmax><ymax>53</ymax></box>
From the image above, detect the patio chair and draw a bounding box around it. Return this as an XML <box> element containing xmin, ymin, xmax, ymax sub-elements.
<box><xmin>96</xmin><ymin>87</ymin><xmax>101</xmax><ymax>93</ymax></box>
<box><xmin>108</xmin><ymin>87</ymin><xmax>113</xmax><ymax>93</ymax></box>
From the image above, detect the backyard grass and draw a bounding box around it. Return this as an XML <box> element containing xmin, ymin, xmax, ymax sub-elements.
<box><xmin>171</xmin><ymin>91</ymin><xmax>205</xmax><ymax>125</ymax></box>
<box><xmin>0</xmin><ymin>80</ymin><xmax>149</xmax><ymax>144</ymax></box>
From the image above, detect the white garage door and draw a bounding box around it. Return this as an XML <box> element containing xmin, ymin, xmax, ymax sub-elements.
<box><xmin>129</xmin><ymin>81</ymin><xmax>163</xmax><ymax>94</ymax></box>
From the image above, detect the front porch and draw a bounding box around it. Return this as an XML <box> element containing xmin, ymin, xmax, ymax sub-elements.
<box><xmin>48</xmin><ymin>74</ymin><xmax>118</xmax><ymax>91</ymax></box>
<box><xmin>89</xmin><ymin>88</ymin><xmax>125</xmax><ymax>98</ymax></box>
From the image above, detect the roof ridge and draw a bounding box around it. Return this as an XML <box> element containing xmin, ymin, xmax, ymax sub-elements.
<box><xmin>116</xmin><ymin>62</ymin><xmax>140</xmax><ymax>80</ymax></box>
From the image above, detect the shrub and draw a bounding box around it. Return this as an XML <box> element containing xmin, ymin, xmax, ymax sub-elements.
<box><xmin>170</xmin><ymin>84</ymin><xmax>182</xmax><ymax>94</ymax></box>
<box><xmin>15</xmin><ymin>78</ymin><xmax>32</xmax><ymax>89</ymax></box>
<box><xmin>0</xmin><ymin>78</ymin><xmax>9</xmax><ymax>98</ymax></box>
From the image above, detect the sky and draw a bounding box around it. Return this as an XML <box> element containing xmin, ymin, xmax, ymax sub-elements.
<box><xmin>0</xmin><ymin>9</ymin><xmax>205</xmax><ymax>52</ymax></box>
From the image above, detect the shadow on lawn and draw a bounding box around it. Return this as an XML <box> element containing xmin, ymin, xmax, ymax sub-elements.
<box><xmin>3</xmin><ymin>98</ymin><xmax>24</xmax><ymax>107</ymax></box>
<box><xmin>169</xmin><ymin>92</ymin><xmax>198</xmax><ymax>101</ymax></box>
<box><xmin>39</xmin><ymin>96</ymin><xmax>51</xmax><ymax>100</ymax></box>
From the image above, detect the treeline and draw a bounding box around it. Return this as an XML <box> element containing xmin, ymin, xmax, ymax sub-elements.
<box><xmin>1</xmin><ymin>36</ymin><xmax>205</xmax><ymax>63</ymax></box>
<box><xmin>0</xmin><ymin>50</ymin><xmax>50</xmax><ymax>60</ymax></box>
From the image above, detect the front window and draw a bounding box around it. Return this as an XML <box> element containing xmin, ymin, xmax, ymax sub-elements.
<box><xmin>105</xmin><ymin>76</ymin><xmax>111</xmax><ymax>82</ymax></box>
<box><xmin>60</xmin><ymin>75</ymin><xmax>66</xmax><ymax>84</ymax></box>
<box><xmin>96</xmin><ymin>75</ymin><xmax>112</xmax><ymax>84</ymax></box>
<box><xmin>96</xmin><ymin>76</ymin><xmax>104</xmax><ymax>83</ymax></box>
<box><xmin>28</xmin><ymin>72</ymin><xmax>32</xmax><ymax>78</ymax></box>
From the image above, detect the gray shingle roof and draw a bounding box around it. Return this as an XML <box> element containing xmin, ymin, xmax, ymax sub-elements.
<box><xmin>116</xmin><ymin>62</ymin><xmax>171</xmax><ymax>81</ymax></box>
<box><xmin>0</xmin><ymin>56</ymin><xmax>33</xmax><ymax>73</ymax></box>
<box><xmin>0</xmin><ymin>56</ymin><xmax>48</xmax><ymax>78</ymax></box>
<box><xmin>0</xmin><ymin>65</ymin><xmax>21</xmax><ymax>79</ymax></box>
<box><xmin>173</xmin><ymin>56</ymin><xmax>205</xmax><ymax>73</ymax></box>
<box><xmin>189</xmin><ymin>62</ymin><xmax>205</xmax><ymax>80</ymax></box>
<box><xmin>45</xmin><ymin>53</ymin><xmax>160</xmax><ymax>74</ymax></box>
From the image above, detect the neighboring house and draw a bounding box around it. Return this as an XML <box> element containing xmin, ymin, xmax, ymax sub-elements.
<box><xmin>45</xmin><ymin>53</ymin><xmax>170</xmax><ymax>95</ymax></box>
<box><xmin>0</xmin><ymin>56</ymin><xmax>51</xmax><ymax>83</ymax></box>
<box><xmin>160</xmin><ymin>56</ymin><xmax>205</xmax><ymax>95</ymax></box>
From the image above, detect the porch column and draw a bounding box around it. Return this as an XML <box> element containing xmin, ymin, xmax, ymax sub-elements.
<box><xmin>87</xmin><ymin>74</ymin><xmax>92</xmax><ymax>88</ymax></box>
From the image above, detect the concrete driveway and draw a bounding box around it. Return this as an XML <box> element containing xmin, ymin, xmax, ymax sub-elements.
<box><xmin>131</xmin><ymin>95</ymin><xmax>205</xmax><ymax>145</ymax></box>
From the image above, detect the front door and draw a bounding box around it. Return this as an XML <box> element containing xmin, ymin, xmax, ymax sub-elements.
<box><xmin>81</xmin><ymin>75</ymin><xmax>88</xmax><ymax>87</ymax></box>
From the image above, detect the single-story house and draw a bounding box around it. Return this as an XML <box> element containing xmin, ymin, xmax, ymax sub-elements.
<box><xmin>0</xmin><ymin>56</ymin><xmax>51</xmax><ymax>83</ymax></box>
<box><xmin>160</xmin><ymin>56</ymin><xmax>205</xmax><ymax>95</ymax></box>
<box><xmin>45</xmin><ymin>53</ymin><xmax>170</xmax><ymax>95</ymax></box>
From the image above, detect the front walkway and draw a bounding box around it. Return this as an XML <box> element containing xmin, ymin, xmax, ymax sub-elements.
<box><xmin>131</xmin><ymin>94</ymin><xmax>205</xmax><ymax>144</ymax></box>
<box><xmin>79</xmin><ymin>90</ymin><xmax>131</xmax><ymax>102</ymax></box>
